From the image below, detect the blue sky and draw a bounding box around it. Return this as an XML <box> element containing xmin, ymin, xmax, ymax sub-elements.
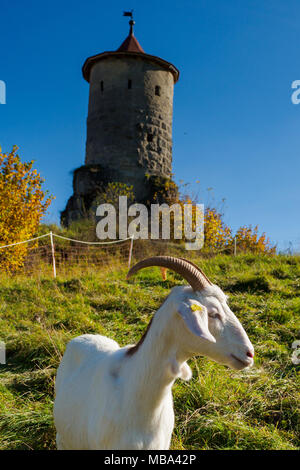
<box><xmin>0</xmin><ymin>0</ymin><xmax>299</xmax><ymax>251</ymax></box>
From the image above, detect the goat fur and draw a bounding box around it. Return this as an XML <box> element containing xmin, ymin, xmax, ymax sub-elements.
<box><xmin>54</xmin><ymin>285</ymin><xmax>253</xmax><ymax>450</ymax></box>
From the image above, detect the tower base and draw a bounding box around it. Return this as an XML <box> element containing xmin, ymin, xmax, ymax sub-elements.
<box><xmin>61</xmin><ymin>164</ymin><xmax>178</xmax><ymax>227</ymax></box>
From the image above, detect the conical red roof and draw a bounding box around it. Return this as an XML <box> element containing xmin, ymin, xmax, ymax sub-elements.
<box><xmin>82</xmin><ymin>22</ymin><xmax>179</xmax><ymax>83</ymax></box>
<box><xmin>117</xmin><ymin>33</ymin><xmax>145</xmax><ymax>53</ymax></box>
<box><xmin>117</xmin><ymin>22</ymin><xmax>144</xmax><ymax>53</ymax></box>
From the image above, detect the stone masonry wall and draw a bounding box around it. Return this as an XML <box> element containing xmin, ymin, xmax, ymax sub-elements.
<box><xmin>61</xmin><ymin>55</ymin><xmax>176</xmax><ymax>226</ymax></box>
<box><xmin>85</xmin><ymin>56</ymin><xmax>174</xmax><ymax>201</ymax></box>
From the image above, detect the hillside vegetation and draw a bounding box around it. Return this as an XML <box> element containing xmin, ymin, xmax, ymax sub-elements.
<box><xmin>0</xmin><ymin>253</ymin><xmax>299</xmax><ymax>450</ymax></box>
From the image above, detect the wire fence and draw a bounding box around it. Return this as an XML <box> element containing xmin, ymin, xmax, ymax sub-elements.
<box><xmin>0</xmin><ymin>232</ymin><xmax>134</xmax><ymax>277</ymax></box>
<box><xmin>0</xmin><ymin>232</ymin><xmax>262</xmax><ymax>278</ymax></box>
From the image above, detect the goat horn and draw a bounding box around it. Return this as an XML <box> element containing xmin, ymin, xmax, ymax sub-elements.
<box><xmin>178</xmin><ymin>258</ymin><xmax>213</xmax><ymax>286</ymax></box>
<box><xmin>127</xmin><ymin>256</ymin><xmax>210</xmax><ymax>292</ymax></box>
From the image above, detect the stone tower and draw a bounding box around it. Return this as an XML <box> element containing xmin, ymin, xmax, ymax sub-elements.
<box><xmin>62</xmin><ymin>18</ymin><xmax>179</xmax><ymax>225</ymax></box>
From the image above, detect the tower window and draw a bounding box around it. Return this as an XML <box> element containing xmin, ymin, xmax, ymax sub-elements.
<box><xmin>128</xmin><ymin>79</ymin><xmax>132</xmax><ymax>89</ymax></box>
<box><xmin>147</xmin><ymin>134</ymin><xmax>154</xmax><ymax>142</ymax></box>
<box><xmin>100</xmin><ymin>81</ymin><xmax>104</xmax><ymax>93</ymax></box>
<box><xmin>155</xmin><ymin>86</ymin><xmax>161</xmax><ymax>96</ymax></box>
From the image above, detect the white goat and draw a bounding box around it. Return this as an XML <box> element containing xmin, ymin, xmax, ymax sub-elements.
<box><xmin>54</xmin><ymin>256</ymin><xmax>254</xmax><ymax>450</ymax></box>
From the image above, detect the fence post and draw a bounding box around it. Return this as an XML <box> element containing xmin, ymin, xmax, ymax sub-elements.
<box><xmin>50</xmin><ymin>232</ymin><xmax>57</xmax><ymax>278</ymax></box>
<box><xmin>128</xmin><ymin>236</ymin><xmax>134</xmax><ymax>269</ymax></box>
<box><xmin>234</xmin><ymin>236</ymin><xmax>237</xmax><ymax>256</ymax></box>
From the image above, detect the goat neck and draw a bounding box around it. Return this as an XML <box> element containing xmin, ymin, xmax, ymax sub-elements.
<box><xmin>123</xmin><ymin>297</ymin><xmax>189</xmax><ymax>413</ymax></box>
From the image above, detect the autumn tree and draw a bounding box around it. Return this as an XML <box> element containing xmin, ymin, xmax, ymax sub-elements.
<box><xmin>0</xmin><ymin>146</ymin><xmax>53</xmax><ymax>272</ymax></box>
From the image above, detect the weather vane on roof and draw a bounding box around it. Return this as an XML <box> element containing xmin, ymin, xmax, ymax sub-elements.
<box><xmin>123</xmin><ymin>9</ymin><xmax>134</xmax><ymax>19</ymax></box>
<box><xmin>123</xmin><ymin>10</ymin><xmax>135</xmax><ymax>35</ymax></box>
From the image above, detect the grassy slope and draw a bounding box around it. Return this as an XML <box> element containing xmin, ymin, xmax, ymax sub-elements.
<box><xmin>0</xmin><ymin>254</ymin><xmax>299</xmax><ymax>450</ymax></box>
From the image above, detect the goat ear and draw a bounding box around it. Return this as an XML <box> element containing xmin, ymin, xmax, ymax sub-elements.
<box><xmin>178</xmin><ymin>300</ymin><xmax>216</xmax><ymax>343</ymax></box>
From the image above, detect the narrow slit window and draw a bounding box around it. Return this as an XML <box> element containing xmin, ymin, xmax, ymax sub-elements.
<box><xmin>147</xmin><ymin>134</ymin><xmax>154</xmax><ymax>142</ymax></box>
<box><xmin>155</xmin><ymin>85</ymin><xmax>161</xmax><ymax>96</ymax></box>
<box><xmin>128</xmin><ymin>79</ymin><xmax>132</xmax><ymax>89</ymax></box>
<box><xmin>100</xmin><ymin>81</ymin><xmax>104</xmax><ymax>93</ymax></box>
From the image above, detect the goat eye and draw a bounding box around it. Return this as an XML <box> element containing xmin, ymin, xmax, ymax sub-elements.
<box><xmin>208</xmin><ymin>311</ymin><xmax>222</xmax><ymax>321</ymax></box>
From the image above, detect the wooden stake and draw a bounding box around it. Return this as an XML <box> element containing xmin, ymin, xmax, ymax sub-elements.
<box><xmin>128</xmin><ymin>236</ymin><xmax>134</xmax><ymax>269</ymax></box>
<box><xmin>50</xmin><ymin>231</ymin><xmax>57</xmax><ymax>278</ymax></box>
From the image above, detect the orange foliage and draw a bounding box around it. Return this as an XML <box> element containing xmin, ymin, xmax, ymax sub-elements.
<box><xmin>179</xmin><ymin>185</ymin><xmax>275</xmax><ymax>254</ymax></box>
<box><xmin>235</xmin><ymin>225</ymin><xmax>276</xmax><ymax>254</ymax></box>
<box><xmin>204</xmin><ymin>208</ymin><xmax>232</xmax><ymax>251</ymax></box>
<box><xmin>0</xmin><ymin>146</ymin><xmax>53</xmax><ymax>272</ymax></box>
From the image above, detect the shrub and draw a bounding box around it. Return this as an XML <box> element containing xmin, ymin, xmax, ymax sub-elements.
<box><xmin>235</xmin><ymin>225</ymin><xmax>276</xmax><ymax>255</ymax></box>
<box><xmin>0</xmin><ymin>146</ymin><xmax>53</xmax><ymax>272</ymax></box>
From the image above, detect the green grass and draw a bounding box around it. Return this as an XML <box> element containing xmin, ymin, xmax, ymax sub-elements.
<box><xmin>0</xmin><ymin>254</ymin><xmax>299</xmax><ymax>450</ymax></box>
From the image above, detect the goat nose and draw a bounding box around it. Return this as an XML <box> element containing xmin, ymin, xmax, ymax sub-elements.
<box><xmin>246</xmin><ymin>350</ymin><xmax>254</xmax><ymax>358</ymax></box>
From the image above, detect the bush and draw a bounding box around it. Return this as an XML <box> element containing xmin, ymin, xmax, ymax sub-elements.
<box><xmin>0</xmin><ymin>146</ymin><xmax>53</xmax><ymax>272</ymax></box>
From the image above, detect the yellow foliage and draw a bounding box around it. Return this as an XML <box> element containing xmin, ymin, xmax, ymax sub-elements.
<box><xmin>203</xmin><ymin>209</ymin><xmax>275</xmax><ymax>254</ymax></box>
<box><xmin>204</xmin><ymin>208</ymin><xmax>232</xmax><ymax>251</ymax></box>
<box><xmin>179</xmin><ymin>188</ymin><xmax>275</xmax><ymax>254</ymax></box>
<box><xmin>235</xmin><ymin>225</ymin><xmax>276</xmax><ymax>254</ymax></box>
<box><xmin>0</xmin><ymin>146</ymin><xmax>53</xmax><ymax>272</ymax></box>
<box><xmin>100</xmin><ymin>182</ymin><xmax>135</xmax><ymax>206</ymax></box>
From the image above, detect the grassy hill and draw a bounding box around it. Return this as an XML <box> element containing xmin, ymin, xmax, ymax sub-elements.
<box><xmin>0</xmin><ymin>253</ymin><xmax>299</xmax><ymax>450</ymax></box>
